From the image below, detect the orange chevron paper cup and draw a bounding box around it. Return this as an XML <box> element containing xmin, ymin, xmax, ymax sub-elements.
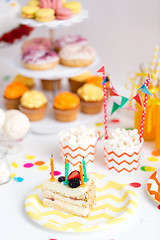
<box><xmin>60</xmin><ymin>141</ymin><xmax>98</xmax><ymax>167</ymax></box>
<box><xmin>103</xmin><ymin>140</ymin><xmax>143</xmax><ymax>173</ymax></box>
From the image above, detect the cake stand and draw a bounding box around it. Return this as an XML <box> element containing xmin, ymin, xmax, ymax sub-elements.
<box><xmin>15</xmin><ymin>7</ymin><xmax>100</xmax><ymax>134</ymax></box>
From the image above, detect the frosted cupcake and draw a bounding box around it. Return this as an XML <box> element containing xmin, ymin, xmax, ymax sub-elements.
<box><xmin>77</xmin><ymin>83</ymin><xmax>104</xmax><ymax>114</ymax></box>
<box><xmin>3</xmin><ymin>82</ymin><xmax>28</xmax><ymax>110</ymax></box>
<box><xmin>59</xmin><ymin>125</ymin><xmax>99</xmax><ymax>166</ymax></box>
<box><xmin>103</xmin><ymin>128</ymin><xmax>143</xmax><ymax>173</ymax></box>
<box><xmin>68</xmin><ymin>71</ymin><xmax>92</xmax><ymax>93</ymax></box>
<box><xmin>53</xmin><ymin>91</ymin><xmax>80</xmax><ymax>122</ymax></box>
<box><xmin>19</xmin><ymin>90</ymin><xmax>47</xmax><ymax>121</ymax></box>
<box><xmin>12</xmin><ymin>74</ymin><xmax>35</xmax><ymax>89</ymax></box>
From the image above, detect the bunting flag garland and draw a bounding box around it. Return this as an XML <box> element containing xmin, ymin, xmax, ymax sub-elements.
<box><xmin>97</xmin><ymin>66</ymin><xmax>105</xmax><ymax>73</ymax></box>
<box><xmin>119</xmin><ymin>96</ymin><xmax>129</xmax><ymax>108</ymax></box>
<box><xmin>133</xmin><ymin>93</ymin><xmax>143</xmax><ymax>107</ymax></box>
<box><xmin>101</xmin><ymin>75</ymin><xmax>110</xmax><ymax>85</ymax></box>
<box><xmin>138</xmin><ymin>83</ymin><xmax>153</xmax><ymax>96</ymax></box>
<box><xmin>111</xmin><ymin>102</ymin><xmax>120</xmax><ymax>115</ymax></box>
<box><xmin>109</xmin><ymin>88</ymin><xmax>119</xmax><ymax>97</ymax></box>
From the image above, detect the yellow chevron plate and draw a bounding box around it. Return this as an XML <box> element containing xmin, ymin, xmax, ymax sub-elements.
<box><xmin>25</xmin><ymin>173</ymin><xmax>138</xmax><ymax>232</ymax></box>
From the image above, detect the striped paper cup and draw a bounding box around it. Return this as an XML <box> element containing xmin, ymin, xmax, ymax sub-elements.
<box><xmin>60</xmin><ymin>140</ymin><xmax>98</xmax><ymax>167</ymax></box>
<box><xmin>103</xmin><ymin>140</ymin><xmax>143</xmax><ymax>173</ymax></box>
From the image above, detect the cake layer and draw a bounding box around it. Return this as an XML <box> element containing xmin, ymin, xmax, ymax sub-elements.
<box><xmin>43</xmin><ymin>175</ymin><xmax>94</xmax><ymax>200</ymax></box>
<box><xmin>43</xmin><ymin>198</ymin><xmax>91</xmax><ymax>217</ymax></box>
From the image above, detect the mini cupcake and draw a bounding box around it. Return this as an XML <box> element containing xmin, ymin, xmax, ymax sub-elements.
<box><xmin>41</xmin><ymin>79</ymin><xmax>61</xmax><ymax>91</ymax></box>
<box><xmin>12</xmin><ymin>74</ymin><xmax>35</xmax><ymax>89</ymax></box>
<box><xmin>3</xmin><ymin>82</ymin><xmax>28</xmax><ymax>110</ymax></box>
<box><xmin>19</xmin><ymin>90</ymin><xmax>47</xmax><ymax>121</ymax></box>
<box><xmin>59</xmin><ymin>125</ymin><xmax>99</xmax><ymax>167</ymax></box>
<box><xmin>53</xmin><ymin>91</ymin><xmax>80</xmax><ymax>122</ymax></box>
<box><xmin>68</xmin><ymin>71</ymin><xmax>92</xmax><ymax>93</ymax></box>
<box><xmin>77</xmin><ymin>83</ymin><xmax>104</xmax><ymax>114</ymax></box>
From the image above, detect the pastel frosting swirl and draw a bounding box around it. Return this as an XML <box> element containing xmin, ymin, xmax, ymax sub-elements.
<box><xmin>20</xmin><ymin>90</ymin><xmax>47</xmax><ymax>108</ymax></box>
<box><xmin>54</xmin><ymin>91</ymin><xmax>80</xmax><ymax>110</ymax></box>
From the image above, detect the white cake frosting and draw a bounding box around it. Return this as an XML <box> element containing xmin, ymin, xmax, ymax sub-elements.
<box><xmin>104</xmin><ymin>128</ymin><xmax>140</xmax><ymax>148</ymax></box>
<box><xmin>0</xmin><ymin>0</ymin><xmax>20</xmax><ymax>36</ymax></box>
<box><xmin>59</xmin><ymin>43</ymin><xmax>96</xmax><ymax>61</ymax></box>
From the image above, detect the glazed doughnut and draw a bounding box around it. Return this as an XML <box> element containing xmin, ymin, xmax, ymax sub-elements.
<box><xmin>22</xmin><ymin>38</ymin><xmax>52</xmax><ymax>54</ymax></box>
<box><xmin>59</xmin><ymin>43</ymin><xmax>96</xmax><ymax>67</ymax></box>
<box><xmin>22</xmin><ymin>49</ymin><xmax>59</xmax><ymax>70</ymax></box>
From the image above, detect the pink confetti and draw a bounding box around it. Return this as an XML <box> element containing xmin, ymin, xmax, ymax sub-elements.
<box><xmin>158</xmin><ymin>205</ymin><xmax>160</xmax><ymax>210</ymax></box>
<box><xmin>50</xmin><ymin>171</ymin><xmax>61</xmax><ymax>176</ymax></box>
<box><xmin>23</xmin><ymin>163</ymin><xmax>34</xmax><ymax>168</ymax></box>
<box><xmin>129</xmin><ymin>182</ymin><xmax>141</xmax><ymax>188</ymax></box>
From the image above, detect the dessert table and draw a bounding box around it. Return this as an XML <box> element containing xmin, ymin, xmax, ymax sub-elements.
<box><xmin>0</xmin><ymin>39</ymin><xmax>160</xmax><ymax>240</ymax></box>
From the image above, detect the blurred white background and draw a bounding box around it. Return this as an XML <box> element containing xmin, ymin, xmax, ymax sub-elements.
<box><xmin>1</xmin><ymin>0</ymin><xmax>160</xmax><ymax>94</ymax></box>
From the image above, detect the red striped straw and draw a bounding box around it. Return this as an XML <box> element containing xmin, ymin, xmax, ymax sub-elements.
<box><xmin>139</xmin><ymin>73</ymin><xmax>151</xmax><ymax>143</ymax></box>
<box><xmin>103</xmin><ymin>73</ymin><xmax>108</xmax><ymax>139</ymax></box>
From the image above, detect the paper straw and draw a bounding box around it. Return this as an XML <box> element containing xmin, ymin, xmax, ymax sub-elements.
<box><xmin>102</xmin><ymin>72</ymin><xmax>108</xmax><ymax>139</ymax></box>
<box><xmin>151</xmin><ymin>45</ymin><xmax>159</xmax><ymax>72</ymax></box>
<box><xmin>155</xmin><ymin>59</ymin><xmax>160</xmax><ymax>79</ymax></box>
<box><xmin>139</xmin><ymin>74</ymin><xmax>151</xmax><ymax>143</ymax></box>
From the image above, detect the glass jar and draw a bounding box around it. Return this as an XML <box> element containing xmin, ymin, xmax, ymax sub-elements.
<box><xmin>0</xmin><ymin>147</ymin><xmax>11</xmax><ymax>184</ymax></box>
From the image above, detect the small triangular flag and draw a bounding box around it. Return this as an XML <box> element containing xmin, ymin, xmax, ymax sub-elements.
<box><xmin>97</xmin><ymin>66</ymin><xmax>105</xmax><ymax>73</ymax></box>
<box><xmin>133</xmin><ymin>93</ymin><xmax>143</xmax><ymax>107</ymax></box>
<box><xmin>120</xmin><ymin>96</ymin><xmax>129</xmax><ymax>108</ymax></box>
<box><xmin>111</xmin><ymin>102</ymin><xmax>120</xmax><ymax>115</ymax></box>
<box><xmin>138</xmin><ymin>83</ymin><xmax>152</xmax><ymax>96</ymax></box>
<box><xmin>109</xmin><ymin>88</ymin><xmax>119</xmax><ymax>97</ymax></box>
<box><xmin>101</xmin><ymin>75</ymin><xmax>110</xmax><ymax>85</ymax></box>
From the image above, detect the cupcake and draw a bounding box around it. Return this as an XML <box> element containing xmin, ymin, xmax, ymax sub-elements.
<box><xmin>103</xmin><ymin>128</ymin><xmax>143</xmax><ymax>173</ymax></box>
<box><xmin>68</xmin><ymin>71</ymin><xmax>92</xmax><ymax>93</ymax></box>
<box><xmin>12</xmin><ymin>74</ymin><xmax>34</xmax><ymax>89</ymax></box>
<box><xmin>59</xmin><ymin>125</ymin><xmax>99</xmax><ymax>167</ymax></box>
<box><xmin>41</xmin><ymin>79</ymin><xmax>61</xmax><ymax>91</ymax></box>
<box><xmin>19</xmin><ymin>90</ymin><xmax>47</xmax><ymax>121</ymax></box>
<box><xmin>77</xmin><ymin>83</ymin><xmax>104</xmax><ymax>114</ymax></box>
<box><xmin>3</xmin><ymin>82</ymin><xmax>28</xmax><ymax>110</ymax></box>
<box><xmin>86</xmin><ymin>75</ymin><xmax>110</xmax><ymax>89</ymax></box>
<box><xmin>53</xmin><ymin>91</ymin><xmax>80</xmax><ymax>122</ymax></box>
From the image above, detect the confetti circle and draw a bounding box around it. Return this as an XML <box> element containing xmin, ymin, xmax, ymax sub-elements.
<box><xmin>148</xmin><ymin>156</ymin><xmax>159</xmax><ymax>162</ymax></box>
<box><xmin>38</xmin><ymin>165</ymin><xmax>49</xmax><ymax>171</ymax></box>
<box><xmin>158</xmin><ymin>205</ymin><xmax>160</xmax><ymax>210</ymax></box>
<box><xmin>23</xmin><ymin>163</ymin><xmax>34</xmax><ymax>168</ymax></box>
<box><xmin>49</xmin><ymin>171</ymin><xmax>61</xmax><ymax>176</ymax></box>
<box><xmin>25</xmin><ymin>155</ymin><xmax>35</xmax><ymax>160</ymax></box>
<box><xmin>152</xmin><ymin>150</ymin><xmax>160</xmax><ymax>156</ymax></box>
<box><xmin>129</xmin><ymin>182</ymin><xmax>141</xmax><ymax>188</ymax></box>
<box><xmin>34</xmin><ymin>161</ymin><xmax>44</xmax><ymax>166</ymax></box>
<box><xmin>141</xmin><ymin>166</ymin><xmax>156</xmax><ymax>172</ymax></box>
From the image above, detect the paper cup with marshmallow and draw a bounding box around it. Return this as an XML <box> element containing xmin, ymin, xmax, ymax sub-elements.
<box><xmin>103</xmin><ymin>128</ymin><xmax>143</xmax><ymax>173</ymax></box>
<box><xmin>59</xmin><ymin>125</ymin><xmax>99</xmax><ymax>167</ymax></box>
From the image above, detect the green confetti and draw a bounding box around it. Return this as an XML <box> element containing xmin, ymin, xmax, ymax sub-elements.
<box><xmin>3</xmin><ymin>75</ymin><xmax>11</xmax><ymax>81</ymax></box>
<box><xmin>100</xmin><ymin>135</ymin><xmax>104</xmax><ymax>140</ymax></box>
<box><xmin>125</xmin><ymin>128</ymin><xmax>134</xmax><ymax>130</ymax></box>
<box><xmin>140</xmin><ymin>166</ymin><xmax>156</xmax><ymax>172</ymax></box>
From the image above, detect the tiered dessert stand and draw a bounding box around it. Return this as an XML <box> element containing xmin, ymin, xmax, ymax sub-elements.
<box><xmin>13</xmin><ymin>8</ymin><xmax>101</xmax><ymax>134</ymax></box>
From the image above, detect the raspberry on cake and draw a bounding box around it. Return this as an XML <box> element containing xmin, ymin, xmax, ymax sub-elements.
<box><xmin>43</xmin><ymin>156</ymin><xmax>96</xmax><ymax>217</ymax></box>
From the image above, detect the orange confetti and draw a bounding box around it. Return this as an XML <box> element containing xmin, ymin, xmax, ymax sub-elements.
<box><xmin>152</xmin><ymin>150</ymin><xmax>160</xmax><ymax>156</ymax></box>
<box><xmin>34</xmin><ymin>161</ymin><xmax>44</xmax><ymax>166</ymax></box>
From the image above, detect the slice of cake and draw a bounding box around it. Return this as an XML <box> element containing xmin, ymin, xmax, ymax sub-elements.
<box><xmin>43</xmin><ymin>157</ymin><xmax>96</xmax><ymax>217</ymax></box>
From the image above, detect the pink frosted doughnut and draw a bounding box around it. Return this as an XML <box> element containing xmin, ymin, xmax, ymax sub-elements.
<box><xmin>22</xmin><ymin>49</ymin><xmax>60</xmax><ymax>70</ymax></box>
<box><xmin>56</xmin><ymin>7</ymin><xmax>72</xmax><ymax>20</ymax></box>
<box><xmin>54</xmin><ymin>35</ymin><xmax>88</xmax><ymax>51</ymax></box>
<box><xmin>22</xmin><ymin>38</ymin><xmax>52</xmax><ymax>54</ymax></box>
